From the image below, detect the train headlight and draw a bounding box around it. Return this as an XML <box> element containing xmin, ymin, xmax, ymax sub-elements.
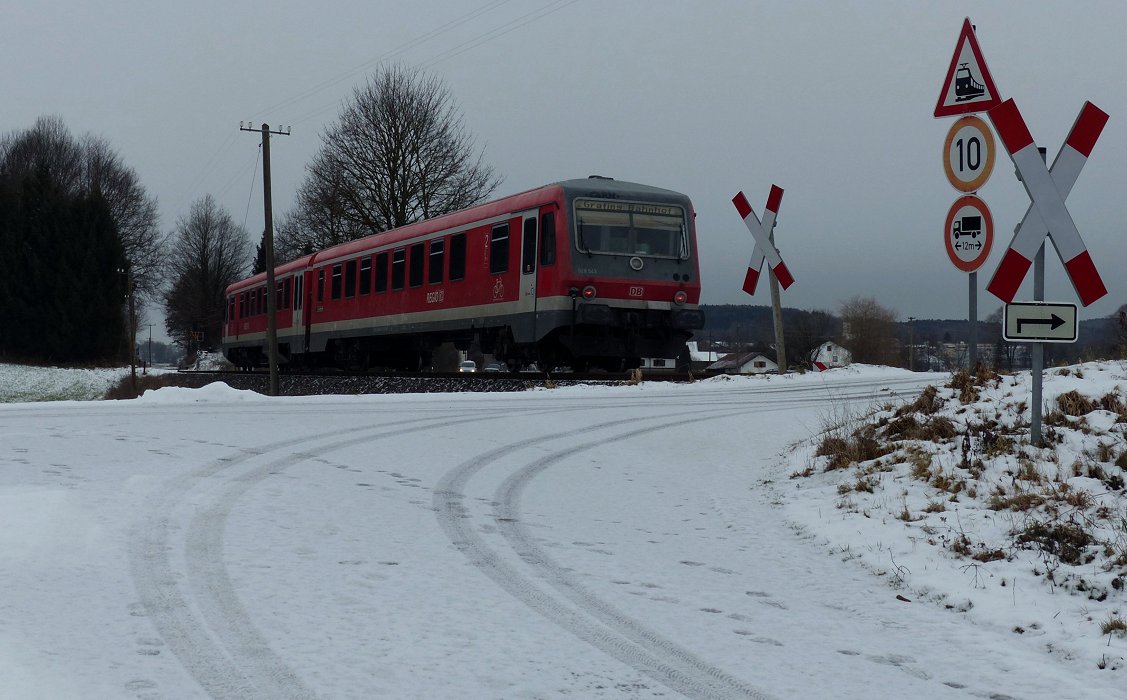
<box><xmin>673</xmin><ymin>290</ymin><xmax>688</xmax><ymax>305</ymax></box>
<box><xmin>582</xmin><ymin>285</ymin><xmax>597</xmax><ymax>300</ymax></box>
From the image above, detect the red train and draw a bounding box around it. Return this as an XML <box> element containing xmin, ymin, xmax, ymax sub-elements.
<box><xmin>222</xmin><ymin>176</ymin><xmax>705</xmax><ymax>372</ymax></box>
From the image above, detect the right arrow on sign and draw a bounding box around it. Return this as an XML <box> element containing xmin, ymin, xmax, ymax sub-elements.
<box><xmin>1003</xmin><ymin>302</ymin><xmax>1078</xmax><ymax>343</ymax></box>
<box><xmin>1017</xmin><ymin>314</ymin><xmax>1065</xmax><ymax>334</ymax></box>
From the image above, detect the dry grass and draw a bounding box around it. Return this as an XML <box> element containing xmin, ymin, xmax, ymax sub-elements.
<box><xmin>1101</xmin><ymin>615</ymin><xmax>1127</xmax><ymax>637</ymax></box>
<box><xmin>885</xmin><ymin>414</ymin><xmax>957</xmax><ymax>442</ymax></box>
<box><xmin>989</xmin><ymin>492</ymin><xmax>1046</xmax><ymax>512</ymax></box>
<box><xmin>949</xmin><ymin>370</ymin><xmax>980</xmax><ymax>404</ymax></box>
<box><xmin>104</xmin><ymin>373</ymin><xmax>185</xmax><ymax>400</ymax></box>
<box><xmin>816</xmin><ymin>432</ymin><xmax>892</xmax><ymax>471</ymax></box>
<box><xmin>1057</xmin><ymin>390</ymin><xmax>1096</xmax><ymax>417</ymax></box>
<box><xmin>1016</xmin><ymin>521</ymin><xmax>1093</xmax><ymax>566</ymax></box>
<box><xmin>897</xmin><ymin>385</ymin><xmax>941</xmax><ymax>416</ymax></box>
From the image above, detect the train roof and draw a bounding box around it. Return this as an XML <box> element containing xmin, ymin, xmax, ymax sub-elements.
<box><xmin>226</xmin><ymin>254</ymin><xmax>314</xmax><ymax>293</ymax></box>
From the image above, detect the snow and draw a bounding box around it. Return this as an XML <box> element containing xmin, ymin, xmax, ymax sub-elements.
<box><xmin>2</xmin><ymin>363</ymin><xmax>1126</xmax><ymax>698</ymax></box>
<box><xmin>0</xmin><ymin>363</ymin><xmax>133</xmax><ymax>402</ymax></box>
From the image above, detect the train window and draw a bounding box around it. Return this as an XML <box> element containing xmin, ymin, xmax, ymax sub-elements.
<box><xmin>490</xmin><ymin>223</ymin><xmax>509</xmax><ymax>274</ymax></box>
<box><xmin>359</xmin><ymin>257</ymin><xmax>372</xmax><ymax>295</ymax></box>
<box><xmin>317</xmin><ymin>269</ymin><xmax>325</xmax><ymax>303</ymax></box>
<box><xmin>283</xmin><ymin>278</ymin><xmax>291</xmax><ymax>310</ymax></box>
<box><xmin>409</xmin><ymin>243</ymin><xmax>425</xmax><ymax>287</ymax></box>
<box><xmin>428</xmin><ymin>239</ymin><xmax>445</xmax><ymax>284</ymax></box>
<box><xmin>391</xmin><ymin>249</ymin><xmax>405</xmax><ymax>290</ymax></box>
<box><xmin>345</xmin><ymin>260</ymin><xmax>357</xmax><ymax>298</ymax></box>
<box><xmin>260</xmin><ymin>287</ymin><xmax>266</xmax><ymax>315</ymax></box>
<box><xmin>375</xmin><ymin>252</ymin><xmax>388</xmax><ymax>293</ymax></box>
<box><xmin>574</xmin><ymin>200</ymin><xmax>687</xmax><ymax>258</ymax></box>
<box><xmin>238</xmin><ymin>292</ymin><xmax>245</xmax><ymax>319</ymax></box>
<box><xmin>294</xmin><ymin>275</ymin><xmax>303</xmax><ymax>310</ymax></box>
<box><xmin>276</xmin><ymin>280</ymin><xmax>284</xmax><ymax>310</ymax></box>
<box><xmin>331</xmin><ymin>263</ymin><xmax>343</xmax><ymax>300</ymax></box>
<box><xmin>540</xmin><ymin>212</ymin><xmax>556</xmax><ymax>266</ymax></box>
<box><xmin>521</xmin><ymin>218</ymin><xmax>537</xmax><ymax>275</ymax></box>
<box><xmin>449</xmin><ymin>233</ymin><xmax>466</xmax><ymax>281</ymax></box>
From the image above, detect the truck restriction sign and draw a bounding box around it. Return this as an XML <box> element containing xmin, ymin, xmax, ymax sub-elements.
<box><xmin>944</xmin><ymin>195</ymin><xmax>993</xmax><ymax>272</ymax></box>
<box><xmin>943</xmin><ymin>115</ymin><xmax>995</xmax><ymax>192</ymax></box>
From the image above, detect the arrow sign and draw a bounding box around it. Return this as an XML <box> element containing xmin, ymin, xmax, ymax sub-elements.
<box><xmin>1003</xmin><ymin>301</ymin><xmax>1078</xmax><ymax>343</ymax></box>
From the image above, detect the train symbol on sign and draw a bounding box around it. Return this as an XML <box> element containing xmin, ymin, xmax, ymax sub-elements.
<box><xmin>954</xmin><ymin>63</ymin><xmax>986</xmax><ymax>102</ymax></box>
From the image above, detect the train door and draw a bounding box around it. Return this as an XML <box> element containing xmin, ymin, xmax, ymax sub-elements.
<box><xmin>291</xmin><ymin>274</ymin><xmax>303</xmax><ymax>328</ymax></box>
<box><xmin>301</xmin><ymin>269</ymin><xmax>314</xmax><ymax>354</ymax></box>
<box><xmin>517</xmin><ymin>211</ymin><xmax>539</xmax><ymax>337</ymax></box>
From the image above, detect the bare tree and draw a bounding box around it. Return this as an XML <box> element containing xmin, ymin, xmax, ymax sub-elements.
<box><xmin>784</xmin><ymin>309</ymin><xmax>840</xmax><ymax>367</ymax></box>
<box><xmin>1116</xmin><ymin>303</ymin><xmax>1127</xmax><ymax>359</ymax></box>
<box><xmin>0</xmin><ymin>116</ymin><xmax>163</xmax><ymax>301</ymax></box>
<box><xmin>275</xmin><ymin>149</ymin><xmax>367</xmax><ymax>262</ymax></box>
<box><xmin>82</xmin><ymin>135</ymin><xmax>165</xmax><ymax>302</ymax></box>
<box><xmin>0</xmin><ymin>115</ymin><xmax>83</xmax><ymax>193</ymax></box>
<box><xmin>840</xmin><ymin>296</ymin><xmax>900</xmax><ymax>365</ymax></box>
<box><xmin>290</xmin><ymin>64</ymin><xmax>501</xmax><ymax>250</ymax></box>
<box><xmin>163</xmin><ymin>195</ymin><xmax>251</xmax><ymax>350</ymax></box>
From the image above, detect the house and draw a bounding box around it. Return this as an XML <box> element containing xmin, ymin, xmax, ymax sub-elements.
<box><xmin>811</xmin><ymin>341</ymin><xmax>852</xmax><ymax>371</ymax></box>
<box><xmin>707</xmin><ymin>350</ymin><xmax>779</xmax><ymax>375</ymax></box>
<box><xmin>686</xmin><ymin>341</ymin><xmax>722</xmax><ymax>373</ymax></box>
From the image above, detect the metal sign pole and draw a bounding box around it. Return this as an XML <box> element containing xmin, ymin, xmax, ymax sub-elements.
<box><xmin>969</xmin><ymin>271</ymin><xmax>977</xmax><ymax>373</ymax></box>
<box><xmin>1031</xmin><ymin>243</ymin><xmax>1044</xmax><ymax>445</ymax></box>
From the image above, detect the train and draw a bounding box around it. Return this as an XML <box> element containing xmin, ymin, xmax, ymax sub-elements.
<box><xmin>221</xmin><ymin>176</ymin><xmax>705</xmax><ymax>372</ymax></box>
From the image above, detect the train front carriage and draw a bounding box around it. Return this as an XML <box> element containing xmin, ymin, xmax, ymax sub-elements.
<box><xmin>526</xmin><ymin>177</ymin><xmax>705</xmax><ymax>371</ymax></box>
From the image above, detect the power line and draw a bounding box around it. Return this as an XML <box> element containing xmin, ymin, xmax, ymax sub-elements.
<box><xmin>420</xmin><ymin>0</ymin><xmax>578</xmax><ymax>71</ymax></box>
<box><xmin>173</xmin><ymin>0</ymin><xmax>579</xmax><ymax>221</ymax></box>
<box><xmin>288</xmin><ymin>0</ymin><xmax>578</xmax><ymax>129</ymax></box>
<box><xmin>253</xmin><ymin>0</ymin><xmax>514</xmax><ymax>121</ymax></box>
<box><xmin>241</xmin><ymin>144</ymin><xmax>262</xmax><ymax>232</ymax></box>
<box><xmin>171</xmin><ymin>130</ymin><xmax>237</xmax><ymax>217</ymax></box>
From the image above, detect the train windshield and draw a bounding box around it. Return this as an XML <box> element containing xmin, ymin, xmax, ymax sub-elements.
<box><xmin>574</xmin><ymin>199</ymin><xmax>688</xmax><ymax>259</ymax></box>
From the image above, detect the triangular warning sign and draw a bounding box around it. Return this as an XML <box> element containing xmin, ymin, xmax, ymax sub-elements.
<box><xmin>934</xmin><ymin>17</ymin><xmax>1002</xmax><ymax>118</ymax></box>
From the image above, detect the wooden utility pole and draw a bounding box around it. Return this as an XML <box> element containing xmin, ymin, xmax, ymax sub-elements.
<box><xmin>240</xmin><ymin>122</ymin><xmax>290</xmax><ymax>397</ymax></box>
<box><xmin>119</xmin><ymin>267</ymin><xmax>137</xmax><ymax>393</ymax></box>
<box><xmin>768</xmin><ymin>229</ymin><xmax>787</xmax><ymax>374</ymax></box>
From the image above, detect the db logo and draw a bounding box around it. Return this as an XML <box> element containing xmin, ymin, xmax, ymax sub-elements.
<box><xmin>628</xmin><ymin>286</ymin><xmax>644</xmax><ymax>297</ymax></box>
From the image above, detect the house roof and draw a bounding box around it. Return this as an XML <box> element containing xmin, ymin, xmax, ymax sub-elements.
<box><xmin>707</xmin><ymin>350</ymin><xmax>778</xmax><ymax>370</ymax></box>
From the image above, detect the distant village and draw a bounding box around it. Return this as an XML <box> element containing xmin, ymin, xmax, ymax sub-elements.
<box><xmin>688</xmin><ymin>304</ymin><xmax>1126</xmax><ymax>375</ymax></box>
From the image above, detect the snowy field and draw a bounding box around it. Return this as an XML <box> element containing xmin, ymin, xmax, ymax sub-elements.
<box><xmin>2</xmin><ymin>363</ymin><xmax>1126</xmax><ymax>699</ymax></box>
<box><xmin>0</xmin><ymin>363</ymin><xmax>134</xmax><ymax>402</ymax></box>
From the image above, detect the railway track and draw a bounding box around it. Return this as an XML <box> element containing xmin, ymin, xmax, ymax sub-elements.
<box><xmin>168</xmin><ymin>368</ymin><xmax>714</xmax><ymax>396</ymax></box>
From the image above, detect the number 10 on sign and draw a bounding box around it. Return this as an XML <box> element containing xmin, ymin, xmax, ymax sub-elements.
<box><xmin>943</xmin><ymin>115</ymin><xmax>996</xmax><ymax>193</ymax></box>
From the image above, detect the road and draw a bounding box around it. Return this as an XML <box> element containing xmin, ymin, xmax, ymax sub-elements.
<box><xmin>3</xmin><ymin>373</ymin><xmax>1096</xmax><ymax>698</ymax></box>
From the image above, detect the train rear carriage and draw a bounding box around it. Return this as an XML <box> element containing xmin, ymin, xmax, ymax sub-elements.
<box><xmin>221</xmin><ymin>176</ymin><xmax>704</xmax><ymax>371</ymax></box>
<box><xmin>223</xmin><ymin>256</ymin><xmax>312</xmax><ymax>370</ymax></box>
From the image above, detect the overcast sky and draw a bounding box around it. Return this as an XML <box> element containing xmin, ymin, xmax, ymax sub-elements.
<box><xmin>6</xmin><ymin>0</ymin><xmax>1127</xmax><ymax>330</ymax></box>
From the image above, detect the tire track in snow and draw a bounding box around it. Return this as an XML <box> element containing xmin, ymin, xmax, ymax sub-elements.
<box><xmin>130</xmin><ymin>412</ymin><xmax>495</xmax><ymax>699</ymax></box>
<box><xmin>434</xmin><ymin>404</ymin><xmax>783</xmax><ymax>700</ymax></box>
<box><xmin>491</xmin><ymin>411</ymin><xmax>775</xmax><ymax>700</ymax></box>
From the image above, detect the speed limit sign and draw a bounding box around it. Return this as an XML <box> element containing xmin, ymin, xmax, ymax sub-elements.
<box><xmin>943</xmin><ymin>115</ymin><xmax>995</xmax><ymax>192</ymax></box>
